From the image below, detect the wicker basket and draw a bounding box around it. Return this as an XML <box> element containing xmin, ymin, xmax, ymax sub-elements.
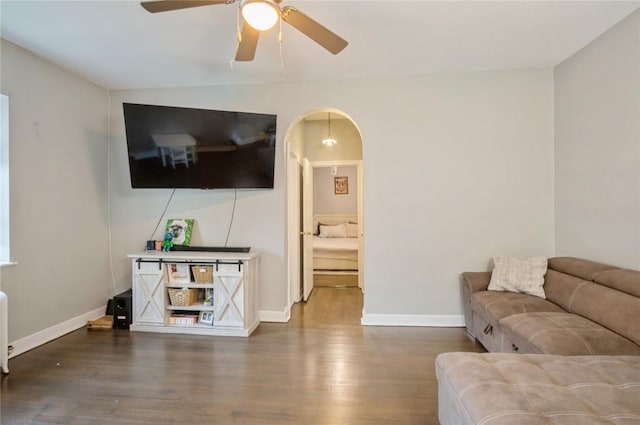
<box><xmin>191</xmin><ymin>265</ymin><xmax>214</xmax><ymax>284</ymax></box>
<box><xmin>168</xmin><ymin>288</ymin><xmax>199</xmax><ymax>306</ymax></box>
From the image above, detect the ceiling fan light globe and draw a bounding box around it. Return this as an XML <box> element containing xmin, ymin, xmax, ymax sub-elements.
<box><xmin>241</xmin><ymin>0</ymin><xmax>280</xmax><ymax>31</ymax></box>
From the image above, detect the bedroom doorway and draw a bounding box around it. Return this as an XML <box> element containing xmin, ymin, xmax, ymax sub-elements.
<box><xmin>303</xmin><ymin>160</ymin><xmax>363</xmax><ymax>300</ymax></box>
<box><xmin>286</xmin><ymin>109</ymin><xmax>364</xmax><ymax>317</ymax></box>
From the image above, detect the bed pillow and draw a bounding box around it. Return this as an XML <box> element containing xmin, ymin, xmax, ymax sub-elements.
<box><xmin>488</xmin><ymin>256</ymin><xmax>548</xmax><ymax>299</ymax></box>
<box><xmin>346</xmin><ymin>222</ymin><xmax>359</xmax><ymax>238</ymax></box>
<box><xmin>318</xmin><ymin>223</ymin><xmax>347</xmax><ymax>238</ymax></box>
<box><xmin>316</xmin><ymin>222</ymin><xmax>334</xmax><ymax>235</ymax></box>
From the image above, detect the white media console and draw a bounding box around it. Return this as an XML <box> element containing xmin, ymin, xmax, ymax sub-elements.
<box><xmin>128</xmin><ymin>250</ymin><xmax>260</xmax><ymax>337</ymax></box>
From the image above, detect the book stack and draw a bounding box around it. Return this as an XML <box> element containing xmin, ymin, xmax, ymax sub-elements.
<box><xmin>169</xmin><ymin>313</ymin><xmax>199</xmax><ymax>325</ymax></box>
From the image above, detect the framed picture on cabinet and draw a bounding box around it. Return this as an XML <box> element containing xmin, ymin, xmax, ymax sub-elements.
<box><xmin>165</xmin><ymin>218</ymin><xmax>194</xmax><ymax>246</ymax></box>
<box><xmin>198</xmin><ymin>311</ymin><xmax>214</xmax><ymax>325</ymax></box>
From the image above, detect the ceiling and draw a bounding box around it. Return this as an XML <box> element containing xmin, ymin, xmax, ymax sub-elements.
<box><xmin>1</xmin><ymin>1</ymin><xmax>638</xmax><ymax>90</ymax></box>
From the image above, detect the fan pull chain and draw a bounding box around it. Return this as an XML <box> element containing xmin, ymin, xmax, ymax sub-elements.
<box><xmin>279</xmin><ymin>17</ymin><xmax>285</xmax><ymax>79</ymax></box>
<box><xmin>236</xmin><ymin>3</ymin><xmax>241</xmax><ymax>43</ymax></box>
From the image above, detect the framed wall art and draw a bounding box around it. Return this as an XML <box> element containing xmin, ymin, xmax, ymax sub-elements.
<box><xmin>334</xmin><ymin>176</ymin><xmax>348</xmax><ymax>195</ymax></box>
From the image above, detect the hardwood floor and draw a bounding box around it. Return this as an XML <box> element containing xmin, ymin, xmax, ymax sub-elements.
<box><xmin>313</xmin><ymin>274</ymin><xmax>358</xmax><ymax>288</ymax></box>
<box><xmin>1</xmin><ymin>287</ymin><xmax>484</xmax><ymax>425</ymax></box>
<box><xmin>296</xmin><ymin>286</ymin><xmax>363</xmax><ymax>324</ymax></box>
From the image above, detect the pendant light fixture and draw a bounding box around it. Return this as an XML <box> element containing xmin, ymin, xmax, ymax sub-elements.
<box><xmin>322</xmin><ymin>112</ymin><xmax>337</xmax><ymax>146</ymax></box>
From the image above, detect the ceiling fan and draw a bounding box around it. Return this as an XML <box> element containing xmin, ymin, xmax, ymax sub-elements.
<box><xmin>140</xmin><ymin>0</ymin><xmax>349</xmax><ymax>61</ymax></box>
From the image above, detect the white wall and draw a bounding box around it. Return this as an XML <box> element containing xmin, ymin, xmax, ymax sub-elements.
<box><xmin>362</xmin><ymin>70</ymin><xmax>555</xmax><ymax>319</ymax></box>
<box><xmin>314</xmin><ymin>166</ymin><xmax>358</xmax><ymax>215</ymax></box>
<box><xmin>288</xmin><ymin>120</ymin><xmax>305</xmax><ymax>159</ymax></box>
<box><xmin>110</xmin><ymin>68</ymin><xmax>555</xmax><ymax>321</ymax></box>
<box><xmin>554</xmin><ymin>9</ymin><xmax>640</xmax><ymax>269</ymax></box>
<box><xmin>0</xmin><ymin>42</ymin><xmax>110</xmax><ymax>343</ymax></box>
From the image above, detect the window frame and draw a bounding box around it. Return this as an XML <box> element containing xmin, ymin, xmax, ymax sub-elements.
<box><xmin>0</xmin><ymin>94</ymin><xmax>10</xmax><ymax>264</ymax></box>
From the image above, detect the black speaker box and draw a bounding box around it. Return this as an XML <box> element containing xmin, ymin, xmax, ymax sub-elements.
<box><xmin>113</xmin><ymin>289</ymin><xmax>132</xmax><ymax>330</ymax></box>
<box><xmin>105</xmin><ymin>298</ymin><xmax>114</xmax><ymax>316</ymax></box>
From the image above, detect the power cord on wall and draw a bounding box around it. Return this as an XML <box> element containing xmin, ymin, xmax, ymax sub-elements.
<box><xmin>106</xmin><ymin>90</ymin><xmax>119</xmax><ymax>297</ymax></box>
<box><xmin>224</xmin><ymin>189</ymin><xmax>237</xmax><ymax>247</ymax></box>
<box><xmin>149</xmin><ymin>188</ymin><xmax>177</xmax><ymax>240</ymax></box>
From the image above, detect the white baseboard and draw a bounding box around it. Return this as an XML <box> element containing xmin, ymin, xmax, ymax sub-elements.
<box><xmin>361</xmin><ymin>313</ymin><xmax>465</xmax><ymax>327</ymax></box>
<box><xmin>8</xmin><ymin>305</ymin><xmax>106</xmax><ymax>358</ymax></box>
<box><xmin>259</xmin><ymin>308</ymin><xmax>290</xmax><ymax>323</ymax></box>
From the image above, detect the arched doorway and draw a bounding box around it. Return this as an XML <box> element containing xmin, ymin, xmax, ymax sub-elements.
<box><xmin>285</xmin><ymin>108</ymin><xmax>364</xmax><ymax>319</ymax></box>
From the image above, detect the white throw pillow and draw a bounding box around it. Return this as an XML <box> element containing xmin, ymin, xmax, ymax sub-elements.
<box><xmin>488</xmin><ymin>256</ymin><xmax>548</xmax><ymax>299</ymax></box>
<box><xmin>318</xmin><ymin>223</ymin><xmax>347</xmax><ymax>238</ymax></box>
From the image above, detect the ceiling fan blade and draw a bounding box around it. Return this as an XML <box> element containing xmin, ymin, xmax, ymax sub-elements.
<box><xmin>235</xmin><ymin>23</ymin><xmax>260</xmax><ymax>61</ymax></box>
<box><xmin>141</xmin><ymin>1</ymin><xmax>231</xmax><ymax>14</ymax></box>
<box><xmin>281</xmin><ymin>6</ymin><xmax>348</xmax><ymax>55</ymax></box>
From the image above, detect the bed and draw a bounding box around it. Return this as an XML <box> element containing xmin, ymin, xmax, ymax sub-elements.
<box><xmin>313</xmin><ymin>214</ymin><xmax>359</xmax><ymax>273</ymax></box>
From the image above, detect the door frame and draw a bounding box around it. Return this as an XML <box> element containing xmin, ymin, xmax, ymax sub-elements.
<box><xmin>304</xmin><ymin>160</ymin><xmax>364</xmax><ymax>293</ymax></box>
<box><xmin>302</xmin><ymin>158</ymin><xmax>314</xmax><ymax>301</ymax></box>
<box><xmin>285</xmin><ymin>109</ymin><xmax>365</xmax><ymax>317</ymax></box>
<box><xmin>286</xmin><ymin>143</ymin><xmax>302</xmax><ymax>306</ymax></box>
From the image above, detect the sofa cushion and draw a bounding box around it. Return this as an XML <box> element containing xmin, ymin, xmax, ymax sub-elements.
<box><xmin>547</xmin><ymin>256</ymin><xmax>619</xmax><ymax>281</ymax></box>
<box><xmin>499</xmin><ymin>312</ymin><xmax>640</xmax><ymax>355</ymax></box>
<box><xmin>543</xmin><ymin>269</ymin><xmax>589</xmax><ymax>312</ymax></box>
<box><xmin>470</xmin><ymin>291</ymin><xmax>564</xmax><ymax>327</ymax></box>
<box><xmin>435</xmin><ymin>352</ymin><xmax>640</xmax><ymax>425</ymax></box>
<box><xmin>593</xmin><ymin>268</ymin><xmax>640</xmax><ymax>298</ymax></box>
<box><xmin>570</xmin><ymin>279</ymin><xmax>640</xmax><ymax>346</ymax></box>
<box><xmin>469</xmin><ymin>291</ymin><xmax>566</xmax><ymax>353</ymax></box>
<box><xmin>543</xmin><ymin>269</ymin><xmax>640</xmax><ymax>346</ymax></box>
<box><xmin>488</xmin><ymin>256</ymin><xmax>548</xmax><ymax>298</ymax></box>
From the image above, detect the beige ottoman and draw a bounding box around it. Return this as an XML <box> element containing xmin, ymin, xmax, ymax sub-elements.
<box><xmin>436</xmin><ymin>352</ymin><xmax>640</xmax><ymax>425</ymax></box>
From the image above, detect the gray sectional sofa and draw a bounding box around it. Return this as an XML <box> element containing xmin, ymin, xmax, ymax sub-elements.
<box><xmin>436</xmin><ymin>353</ymin><xmax>640</xmax><ymax>425</ymax></box>
<box><xmin>461</xmin><ymin>256</ymin><xmax>640</xmax><ymax>355</ymax></box>
<box><xmin>436</xmin><ymin>257</ymin><xmax>640</xmax><ymax>425</ymax></box>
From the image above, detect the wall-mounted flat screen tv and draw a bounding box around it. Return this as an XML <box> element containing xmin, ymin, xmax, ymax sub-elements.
<box><xmin>123</xmin><ymin>103</ymin><xmax>277</xmax><ymax>189</ymax></box>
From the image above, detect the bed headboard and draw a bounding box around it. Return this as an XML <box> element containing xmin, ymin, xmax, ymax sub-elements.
<box><xmin>313</xmin><ymin>214</ymin><xmax>357</xmax><ymax>234</ymax></box>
